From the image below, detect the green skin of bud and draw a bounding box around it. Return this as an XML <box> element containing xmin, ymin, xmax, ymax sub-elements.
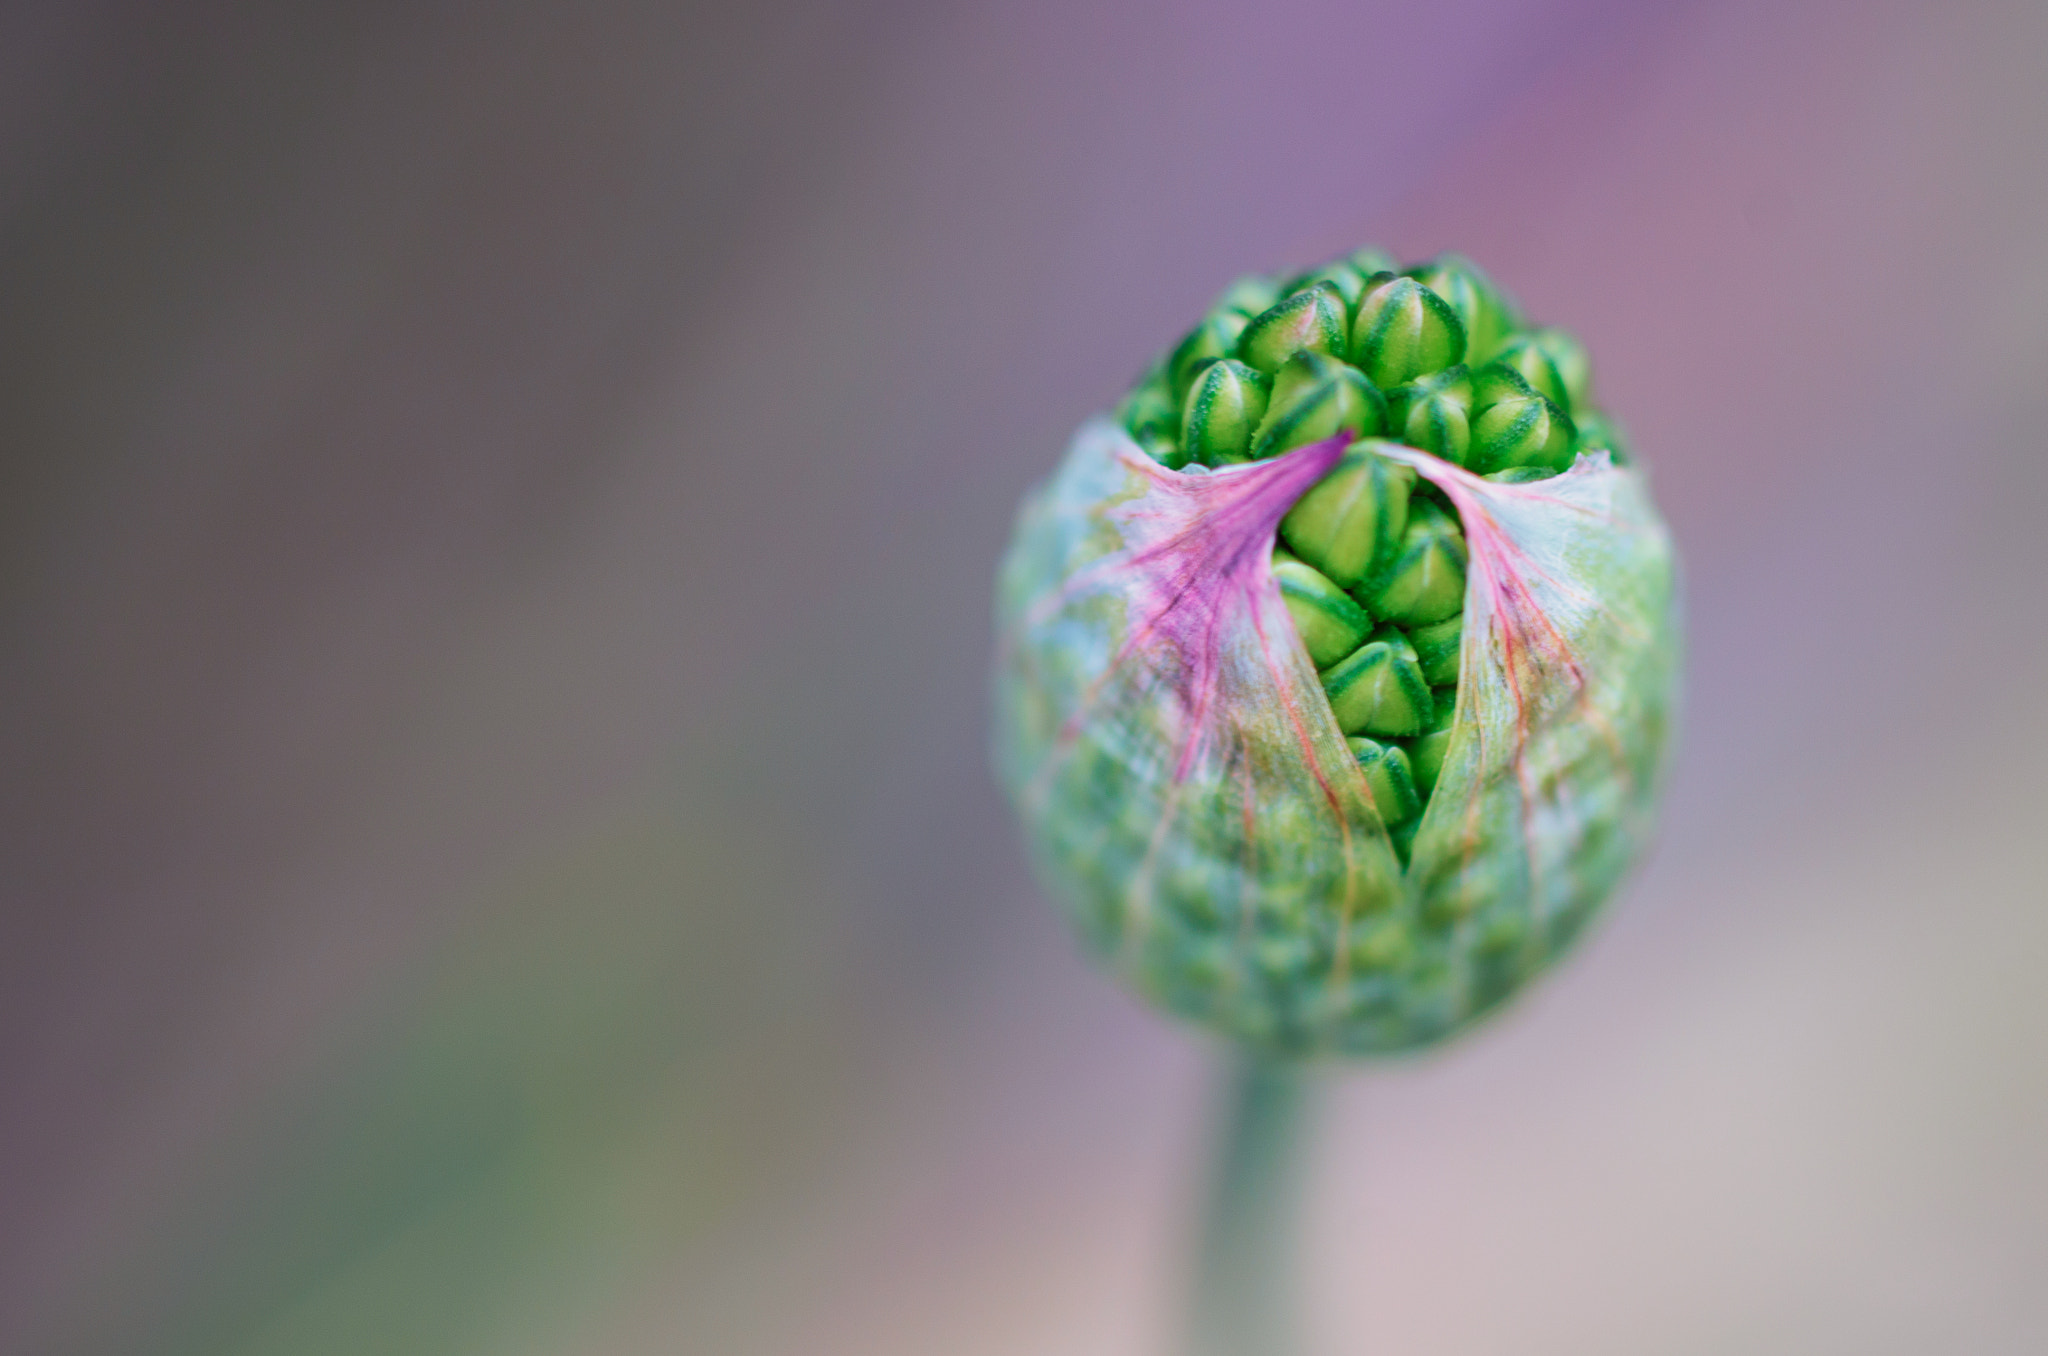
<box><xmin>1275</xmin><ymin>559</ymin><xmax>1372</xmax><ymax>667</ymax></box>
<box><xmin>1212</xmin><ymin>273</ymin><xmax>1283</xmax><ymax>319</ymax></box>
<box><xmin>1402</xmin><ymin>688</ymin><xmax>1458</xmax><ymax>796</ymax></box>
<box><xmin>1277</xmin><ymin>441</ymin><xmax>1414</xmax><ymax>588</ymax></box>
<box><xmin>1239</xmin><ymin>283</ymin><xmax>1349</xmax><ymax>375</ymax></box>
<box><xmin>1395</xmin><ymin>389</ymin><xmax>1471</xmax><ymax>465</ymax></box>
<box><xmin>1408</xmin><ymin>613</ymin><xmax>1462</xmax><ymax>686</ymax></box>
<box><xmin>1492</xmin><ymin>328</ymin><xmax>1592</xmax><ymax>412</ymax></box>
<box><xmin>1320</xmin><ymin>628</ymin><xmax>1432</xmax><ymax>737</ymax></box>
<box><xmin>1119</xmin><ymin>376</ymin><xmax>1177</xmax><ymax>440</ymax></box>
<box><xmin>1251</xmin><ymin>354</ymin><xmax>1386</xmax><ymax>459</ymax></box>
<box><xmin>1182</xmin><ymin>359</ymin><xmax>1271</xmax><ymax>466</ymax></box>
<box><xmin>1406</xmin><ymin>254</ymin><xmax>1520</xmax><ymax>364</ymax></box>
<box><xmin>1362</xmin><ymin>500</ymin><xmax>1467</xmax><ymax>627</ymax></box>
<box><xmin>1467</xmin><ymin>364</ymin><xmax>1576</xmax><ymax>474</ymax></box>
<box><xmin>1170</xmin><ymin>313</ymin><xmax>1250</xmax><ymax>402</ymax></box>
<box><xmin>1351</xmin><ymin>275</ymin><xmax>1468</xmax><ymax>388</ymax></box>
<box><xmin>995</xmin><ymin>244</ymin><xmax>1678</xmax><ymax>1055</ymax></box>
<box><xmin>1347</xmin><ymin>736</ymin><xmax>1422</xmax><ymax>825</ymax></box>
<box><xmin>1283</xmin><ymin>262</ymin><xmax>1370</xmax><ymax>309</ymax></box>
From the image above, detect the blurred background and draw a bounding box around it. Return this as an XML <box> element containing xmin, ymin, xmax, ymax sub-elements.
<box><xmin>3</xmin><ymin>0</ymin><xmax>2046</xmax><ymax>1351</ymax></box>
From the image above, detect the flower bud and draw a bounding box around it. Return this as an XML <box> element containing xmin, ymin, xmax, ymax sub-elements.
<box><xmin>1168</xmin><ymin>313</ymin><xmax>1250</xmax><ymax>402</ymax></box>
<box><xmin>1408</xmin><ymin>612</ymin><xmax>1462</xmax><ymax>686</ymax></box>
<box><xmin>1469</xmin><ymin>364</ymin><xmax>1576</xmax><ymax>474</ymax></box>
<box><xmin>996</xmin><ymin>244</ymin><xmax>1680</xmax><ymax>1056</ymax></box>
<box><xmin>1275</xmin><ymin>557</ymin><xmax>1372</xmax><ymax>667</ymax></box>
<box><xmin>1321</xmin><ymin>628</ymin><xmax>1432</xmax><ymax>737</ymax></box>
<box><xmin>1348</xmin><ymin>736</ymin><xmax>1422</xmax><ymax>825</ymax></box>
<box><xmin>1277</xmin><ymin>440</ymin><xmax>1414</xmax><ymax>587</ymax></box>
<box><xmin>1491</xmin><ymin>328</ymin><xmax>1591</xmax><ymax>412</ymax></box>
<box><xmin>1238</xmin><ymin>282</ymin><xmax>1349</xmax><ymax>374</ymax></box>
<box><xmin>1388</xmin><ymin>366</ymin><xmax>1475</xmax><ymax>464</ymax></box>
<box><xmin>1282</xmin><ymin>261</ymin><xmax>1370</xmax><ymax>310</ymax></box>
<box><xmin>1251</xmin><ymin>351</ymin><xmax>1386</xmax><ymax>458</ymax></box>
<box><xmin>1361</xmin><ymin>498</ymin><xmax>1467</xmax><ymax>627</ymax></box>
<box><xmin>1181</xmin><ymin>358</ymin><xmax>1272</xmax><ymax>466</ymax></box>
<box><xmin>1117</xmin><ymin>373</ymin><xmax>1177</xmax><ymax>441</ymax></box>
<box><xmin>1403</xmin><ymin>688</ymin><xmax>1458</xmax><ymax>797</ymax></box>
<box><xmin>1350</xmin><ymin>274</ymin><xmax>1467</xmax><ymax>388</ymax></box>
<box><xmin>1406</xmin><ymin>254</ymin><xmax>1519</xmax><ymax>363</ymax></box>
<box><xmin>1212</xmin><ymin>273</ymin><xmax>1284</xmax><ymax>319</ymax></box>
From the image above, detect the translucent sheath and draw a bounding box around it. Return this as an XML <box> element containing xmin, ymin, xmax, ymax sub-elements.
<box><xmin>994</xmin><ymin>419</ymin><xmax>1679</xmax><ymax>1055</ymax></box>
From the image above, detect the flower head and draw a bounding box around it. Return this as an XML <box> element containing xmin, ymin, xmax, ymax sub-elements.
<box><xmin>996</xmin><ymin>249</ymin><xmax>1679</xmax><ymax>1055</ymax></box>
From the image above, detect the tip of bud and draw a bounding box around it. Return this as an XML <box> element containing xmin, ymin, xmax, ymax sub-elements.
<box><xmin>1351</xmin><ymin>276</ymin><xmax>1467</xmax><ymax>389</ymax></box>
<box><xmin>1251</xmin><ymin>352</ymin><xmax>1387</xmax><ymax>458</ymax></box>
<box><xmin>1181</xmin><ymin>358</ymin><xmax>1271</xmax><ymax>466</ymax></box>
<box><xmin>1239</xmin><ymin>283</ymin><xmax>1349</xmax><ymax>375</ymax></box>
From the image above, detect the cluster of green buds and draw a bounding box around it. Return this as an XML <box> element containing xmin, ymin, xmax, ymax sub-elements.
<box><xmin>997</xmin><ymin>246</ymin><xmax>1677</xmax><ymax>1056</ymax></box>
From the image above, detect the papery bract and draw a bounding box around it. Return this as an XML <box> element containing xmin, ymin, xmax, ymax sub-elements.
<box><xmin>994</xmin><ymin>419</ymin><xmax>1678</xmax><ymax>1055</ymax></box>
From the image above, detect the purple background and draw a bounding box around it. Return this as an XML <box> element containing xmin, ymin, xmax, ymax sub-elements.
<box><xmin>4</xmin><ymin>1</ymin><xmax>2046</xmax><ymax>1351</ymax></box>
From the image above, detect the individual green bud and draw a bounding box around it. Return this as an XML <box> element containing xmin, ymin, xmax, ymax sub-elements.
<box><xmin>1277</xmin><ymin>440</ymin><xmax>1414</xmax><ymax>587</ymax></box>
<box><xmin>1275</xmin><ymin>557</ymin><xmax>1373</xmax><ymax>667</ymax></box>
<box><xmin>1250</xmin><ymin>352</ymin><xmax>1386</xmax><ymax>458</ymax></box>
<box><xmin>1168</xmin><ymin>313</ymin><xmax>1250</xmax><ymax>402</ymax></box>
<box><xmin>1408</xmin><ymin>612</ymin><xmax>1462</xmax><ymax>686</ymax></box>
<box><xmin>1180</xmin><ymin>358</ymin><xmax>1271</xmax><ymax>466</ymax></box>
<box><xmin>1572</xmin><ymin>409</ymin><xmax>1630</xmax><ymax>464</ymax></box>
<box><xmin>1391</xmin><ymin>386</ymin><xmax>1471</xmax><ymax>463</ymax></box>
<box><xmin>1282</xmin><ymin>261</ymin><xmax>1370</xmax><ymax>310</ymax></box>
<box><xmin>1468</xmin><ymin>363</ymin><xmax>1576</xmax><ymax>473</ymax></box>
<box><xmin>1212</xmin><ymin>273</ymin><xmax>1284</xmax><ymax>319</ymax></box>
<box><xmin>1320</xmin><ymin>628</ymin><xmax>1432</xmax><ymax>737</ymax></box>
<box><xmin>1363</xmin><ymin>498</ymin><xmax>1467</xmax><ymax>626</ymax></box>
<box><xmin>1347</xmin><ymin>736</ymin><xmax>1422</xmax><ymax>825</ymax></box>
<box><xmin>1350</xmin><ymin>274</ymin><xmax>1467</xmax><ymax>388</ymax></box>
<box><xmin>1118</xmin><ymin>373</ymin><xmax>1177</xmax><ymax>439</ymax></box>
<box><xmin>1406</xmin><ymin>254</ymin><xmax>1519</xmax><ymax>363</ymax></box>
<box><xmin>1491</xmin><ymin>328</ymin><xmax>1591</xmax><ymax>411</ymax></box>
<box><xmin>1404</xmin><ymin>688</ymin><xmax>1457</xmax><ymax>796</ymax></box>
<box><xmin>1238</xmin><ymin>282</ymin><xmax>1349</xmax><ymax>374</ymax></box>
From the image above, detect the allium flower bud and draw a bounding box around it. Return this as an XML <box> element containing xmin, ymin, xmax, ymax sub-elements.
<box><xmin>1273</xmin><ymin>555</ymin><xmax>1372</xmax><ymax>668</ymax></box>
<box><xmin>1322</xmin><ymin>628</ymin><xmax>1433</xmax><ymax>737</ymax></box>
<box><xmin>1182</xmin><ymin>359</ymin><xmax>1272</xmax><ymax>466</ymax></box>
<box><xmin>1350</xmin><ymin>274</ymin><xmax>1467</xmax><ymax>388</ymax></box>
<box><xmin>1170</xmin><ymin>313</ymin><xmax>1251</xmax><ymax>400</ymax></box>
<box><xmin>1276</xmin><ymin>441</ymin><xmax>1413</xmax><ymax>587</ymax></box>
<box><xmin>1491</xmin><ymin>327</ymin><xmax>1592</xmax><ymax>412</ymax></box>
<box><xmin>1212</xmin><ymin>273</ymin><xmax>1284</xmax><ymax>320</ymax></box>
<box><xmin>1406</xmin><ymin>254</ymin><xmax>1520</xmax><ymax>363</ymax></box>
<box><xmin>1251</xmin><ymin>351</ymin><xmax>1386</xmax><ymax>458</ymax></box>
<box><xmin>1469</xmin><ymin>364</ymin><xmax>1576</xmax><ymax>474</ymax></box>
<box><xmin>994</xmin><ymin>245</ymin><xmax>1679</xmax><ymax>1055</ymax></box>
<box><xmin>1239</xmin><ymin>283</ymin><xmax>1349</xmax><ymax>375</ymax></box>
<box><xmin>1388</xmin><ymin>365</ymin><xmax>1475</xmax><ymax>465</ymax></box>
<box><xmin>1362</xmin><ymin>497</ymin><xmax>1467</xmax><ymax>627</ymax></box>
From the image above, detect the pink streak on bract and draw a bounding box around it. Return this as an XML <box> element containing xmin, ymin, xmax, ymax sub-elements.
<box><xmin>1104</xmin><ymin>438</ymin><xmax>1348</xmax><ymax>780</ymax></box>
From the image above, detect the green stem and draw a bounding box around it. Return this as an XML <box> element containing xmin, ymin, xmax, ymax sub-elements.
<box><xmin>1186</xmin><ymin>1054</ymin><xmax>1315</xmax><ymax>1356</ymax></box>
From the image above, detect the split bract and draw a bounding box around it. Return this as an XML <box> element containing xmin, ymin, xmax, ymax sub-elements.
<box><xmin>993</xmin><ymin>249</ymin><xmax>1679</xmax><ymax>1056</ymax></box>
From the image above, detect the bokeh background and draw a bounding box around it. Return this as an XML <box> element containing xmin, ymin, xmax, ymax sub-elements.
<box><xmin>4</xmin><ymin>1</ymin><xmax>2047</xmax><ymax>1352</ymax></box>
